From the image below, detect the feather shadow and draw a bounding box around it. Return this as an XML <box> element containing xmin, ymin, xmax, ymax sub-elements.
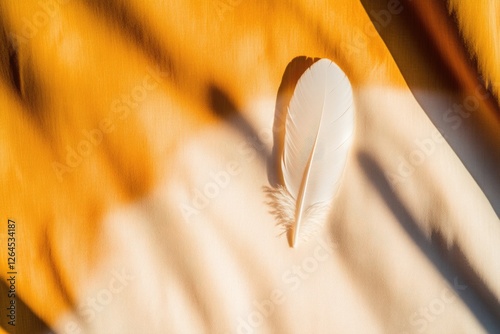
<box><xmin>267</xmin><ymin>56</ymin><xmax>320</xmax><ymax>187</ymax></box>
<box><xmin>359</xmin><ymin>0</ymin><xmax>500</xmax><ymax>217</ymax></box>
<box><xmin>358</xmin><ymin>151</ymin><xmax>500</xmax><ymax>333</ymax></box>
<box><xmin>266</xmin><ymin>58</ymin><xmax>354</xmax><ymax>247</ymax></box>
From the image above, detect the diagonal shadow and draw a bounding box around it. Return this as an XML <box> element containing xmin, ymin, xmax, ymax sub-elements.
<box><xmin>81</xmin><ymin>0</ymin><xmax>175</xmax><ymax>79</ymax></box>
<box><xmin>139</xmin><ymin>195</ymin><xmax>292</xmax><ymax>334</ymax></box>
<box><xmin>358</xmin><ymin>151</ymin><xmax>500</xmax><ymax>333</ymax></box>
<box><xmin>0</xmin><ymin>279</ymin><xmax>53</xmax><ymax>333</ymax></box>
<box><xmin>359</xmin><ymin>0</ymin><xmax>500</xmax><ymax>217</ymax></box>
<box><xmin>208</xmin><ymin>84</ymin><xmax>269</xmax><ymax>162</ymax></box>
<box><xmin>0</xmin><ymin>11</ymin><xmax>27</xmax><ymax>102</ymax></box>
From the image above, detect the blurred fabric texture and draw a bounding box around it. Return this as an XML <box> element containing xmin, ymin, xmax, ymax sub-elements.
<box><xmin>0</xmin><ymin>0</ymin><xmax>499</xmax><ymax>333</ymax></box>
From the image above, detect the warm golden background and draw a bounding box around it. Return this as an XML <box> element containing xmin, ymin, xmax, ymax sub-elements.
<box><xmin>0</xmin><ymin>0</ymin><xmax>499</xmax><ymax>333</ymax></box>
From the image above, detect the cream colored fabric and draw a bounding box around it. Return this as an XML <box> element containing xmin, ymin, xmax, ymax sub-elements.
<box><xmin>0</xmin><ymin>1</ymin><xmax>499</xmax><ymax>333</ymax></box>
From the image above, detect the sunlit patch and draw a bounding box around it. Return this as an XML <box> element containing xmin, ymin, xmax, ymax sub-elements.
<box><xmin>56</xmin><ymin>31</ymin><xmax>82</xmax><ymax>68</ymax></box>
<box><xmin>41</xmin><ymin>13</ymin><xmax>82</xmax><ymax>68</ymax></box>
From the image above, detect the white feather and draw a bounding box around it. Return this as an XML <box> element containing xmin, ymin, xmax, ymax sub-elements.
<box><xmin>265</xmin><ymin>58</ymin><xmax>354</xmax><ymax>247</ymax></box>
